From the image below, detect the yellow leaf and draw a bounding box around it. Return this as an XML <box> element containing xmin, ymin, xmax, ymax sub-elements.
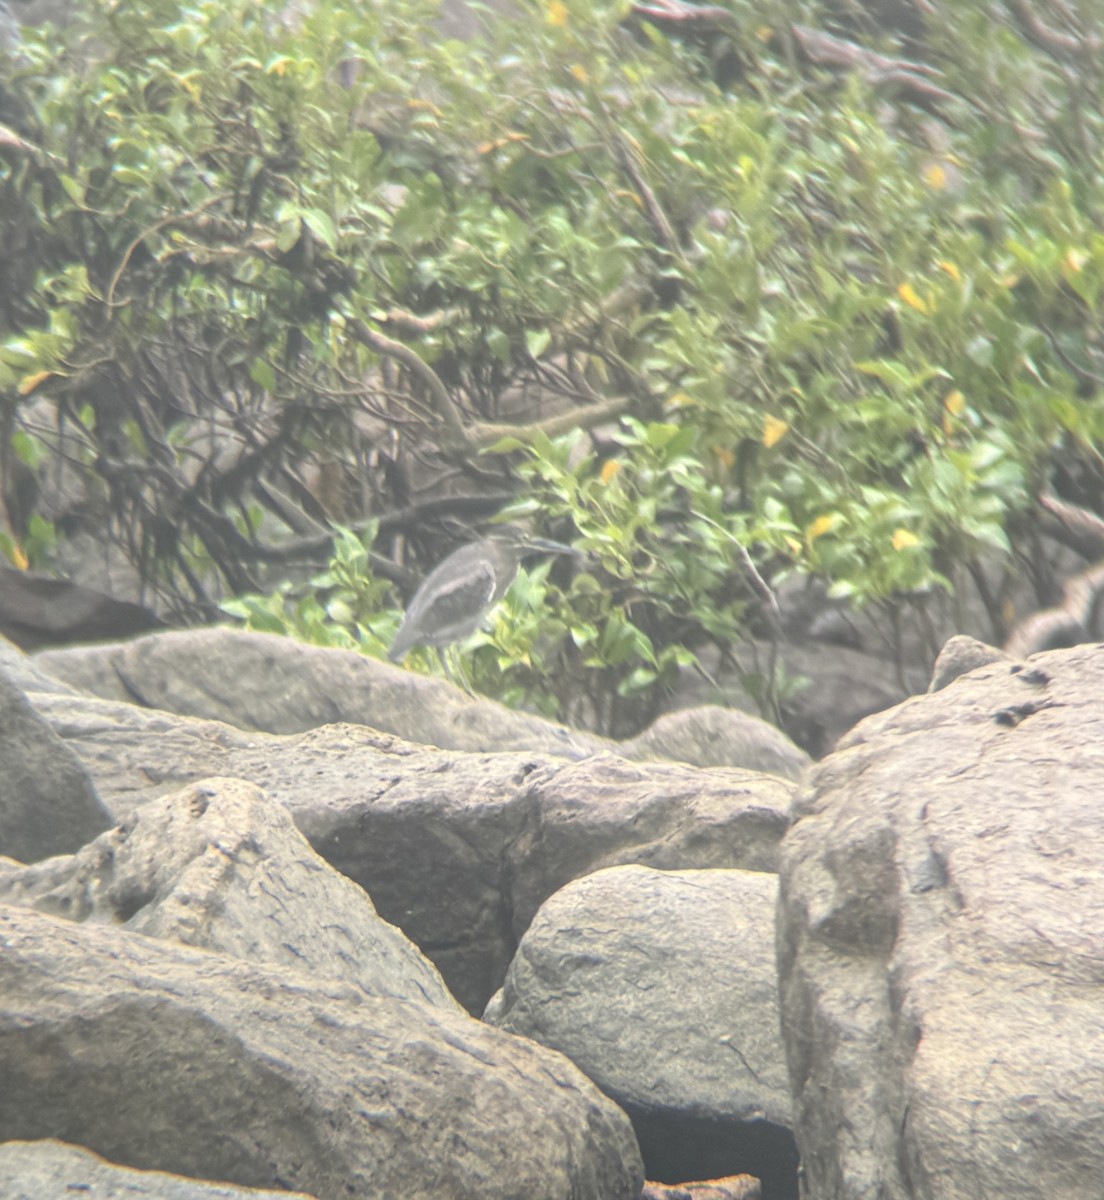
<box><xmin>668</xmin><ymin>391</ymin><xmax>695</xmax><ymax>408</ymax></box>
<box><xmin>763</xmin><ymin>415</ymin><xmax>789</xmax><ymax>448</ymax></box>
<box><xmin>612</xmin><ymin>188</ymin><xmax>644</xmax><ymax>211</ymax></box>
<box><xmin>897</xmin><ymin>282</ymin><xmax>929</xmax><ymax>314</ymax></box>
<box><xmin>806</xmin><ymin>514</ymin><xmax>835</xmax><ymax>542</ymax></box>
<box><xmin>892</xmin><ymin>528</ymin><xmax>919</xmax><ymax>551</ymax></box>
<box><xmin>547</xmin><ymin>0</ymin><xmax>568</xmax><ymax>26</ymax></box>
<box><xmin>1066</xmin><ymin>248</ymin><xmax>1088</xmax><ymax>273</ymax></box>
<box><xmin>9</xmin><ymin>543</ymin><xmax>29</xmax><ymax>571</ymax></box>
<box><xmin>923</xmin><ymin>161</ymin><xmax>947</xmax><ymax>189</ymax></box>
<box><xmin>755</xmin><ymin>25</ymin><xmax>773</xmax><ymax>41</ymax></box>
<box><xmin>942</xmin><ymin>389</ymin><xmax>965</xmax><ymax>436</ymax></box>
<box><xmin>599</xmin><ymin>459</ymin><xmax>621</xmax><ymax>485</ymax></box>
<box><xmin>783</xmin><ymin>535</ymin><xmax>802</xmax><ymax>556</ymax></box>
<box><xmin>712</xmin><ymin>446</ymin><xmax>735</xmax><ymax>470</ymax></box>
<box><xmin>569</xmin><ymin>63</ymin><xmax>588</xmax><ymax>84</ymax></box>
<box><xmin>478</xmin><ymin>133</ymin><xmax>530</xmax><ymax>154</ymax></box>
<box><xmin>18</xmin><ymin>370</ymin><xmax>52</xmax><ymax>396</ymax></box>
<box><xmin>937</xmin><ymin>260</ymin><xmax>961</xmax><ymax>283</ymax></box>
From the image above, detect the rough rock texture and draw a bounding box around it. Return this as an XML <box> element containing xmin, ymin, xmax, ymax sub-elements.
<box><xmin>777</xmin><ymin>642</ymin><xmax>1104</xmax><ymax>1200</ymax></box>
<box><xmin>485</xmin><ymin>865</ymin><xmax>797</xmax><ymax>1200</ymax></box>
<box><xmin>619</xmin><ymin>706</ymin><xmax>809</xmax><ymax>779</ymax></box>
<box><xmin>493</xmin><ymin>754</ymin><xmax>788</xmax><ymax>938</ymax></box>
<box><xmin>0</xmin><ymin>565</ymin><xmax>164</xmax><ymax>650</ymax></box>
<box><xmin>0</xmin><ymin>906</ymin><xmax>644</xmax><ymax>1200</ymax></box>
<box><xmin>33</xmin><ymin>627</ymin><xmax>608</xmax><ymax>757</ymax></box>
<box><xmin>641</xmin><ymin>1179</ymin><xmax>762</xmax><ymax>1200</ymax></box>
<box><xmin>0</xmin><ymin>667</ymin><xmax>111</xmax><ymax>863</ymax></box>
<box><xmin>33</xmin><ymin>627</ymin><xmax>804</xmax><ymax>771</ymax></box>
<box><xmin>0</xmin><ymin>1139</ymin><xmax>317</xmax><ymax>1200</ymax></box>
<box><xmin>25</xmin><ymin>689</ymin><xmax>793</xmax><ymax>1011</ymax></box>
<box><xmin>0</xmin><ymin>776</ymin><xmax>457</xmax><ymax>1010</ymax></box>
<box><xmin>0</xmin><ymin>634</ymin><xmax>78</xmax><ymax>695</ymax></box>
<box><xmin>927</xmin><ymin>634</ymin><xmax>1010</xmax><ymax>692</ymax></box>
<box><xmin>289</xmin><ymin>747</ymin><xmax>788</xmax><ymax>1013</ymax></box>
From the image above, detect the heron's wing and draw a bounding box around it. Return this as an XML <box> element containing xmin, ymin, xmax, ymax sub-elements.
<box><xmin>389</xmin><ymin>557</ymin><xmax>498</xmax><ymax>659</ymax></box>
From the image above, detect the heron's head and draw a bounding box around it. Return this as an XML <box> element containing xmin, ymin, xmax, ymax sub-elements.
<box><xmin>485</xmin><ymin>526</ymin><xmax>578</xmax><ymax>563</ymax></box>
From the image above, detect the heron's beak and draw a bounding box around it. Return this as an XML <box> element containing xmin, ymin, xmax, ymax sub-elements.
<box><xmin>525</xmin><ymin>537</ymin><xmax>581</xmax><ymax>557</ymax></box>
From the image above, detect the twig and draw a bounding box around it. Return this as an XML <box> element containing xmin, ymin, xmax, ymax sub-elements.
<box><xmin>1004</xmin><ymin>0</ymin><xmax>1101</xmax><ymax>61</ymax></box>
<box><xmin>371</xmin><ymin>306</ymin><xmax>463</xmax><ymax>334</ymax></box>
<box><xmin>346</xmin><ymin>318</ymin><xmax>469</xmax><ymax>450</ymax></box>
<box><xmin>105</xmin><ymin>194</ymin><xmax>231</xmax><ymax>310</ymax></box>
<box><xmin>1039</xmin><ymin>324</ymin><xmax>1104</xmax><ymax>388</ymax></box>
<box><xmin>631</xmin><ymin>0</ymin><xmax>735</xmax><ymax>26</ymax></box>
<box><xmin>791</xmin><ymin>24</ymin><xmax>958</xmax><ymax>110</ymax></box>
<box><xmin>470</xmin><ymin>394</ymin><xmax>632</xmax><ymax>448</ymax></box>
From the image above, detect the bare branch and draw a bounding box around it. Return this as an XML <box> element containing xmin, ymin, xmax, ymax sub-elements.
<box><xmin>470</xmin><ymin>394</ymin><xmax>632</xmax><ymax>448</ymax></box>
<box><xmin>346</xmin><ymin>318</ymin><xmax>470</xmax><ymax>450</ymax></box>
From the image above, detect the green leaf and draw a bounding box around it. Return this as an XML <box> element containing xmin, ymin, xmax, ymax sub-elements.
<box><xmin>484</xmin><ymin>436</ymin><xmax>528</xmax><ymax>455</ymax></box>
<box><xmin>11</xmin><ymin>431</ymin><xmax>47</xmax><ymax>470</ymax></box>
<box><xmin>301</xmin><ymin>208</ymin><xmax>339</xmax><ymax>252</ymax></box>
<box><xmin>250</xmin><ymin>358</ymin><xmax>277</xmax><ymax>392</ymax></box>
<box><xmin>525</xmin><ymin>328</ymin><xmax>552</xmax><ymax>359</ymax></box>
<box><xmin>486</xmin><ymin>328</ymin><xmax>510</xmax><ymax>361</ymax></box>
<box><xmin>57</xmin><ymin>174</ymin><xmax>84</xmax><ymax>204</ymax></box>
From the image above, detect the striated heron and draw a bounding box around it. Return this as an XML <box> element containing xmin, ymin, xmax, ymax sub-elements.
<box><xmin>388</xmin><ymin>527</ymin><xmax>576</xmax><ymax>690</ymax></box>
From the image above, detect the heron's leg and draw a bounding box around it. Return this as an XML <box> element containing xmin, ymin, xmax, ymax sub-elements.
<box><xmin>437</xmin><ymin>647</ymin><xmax>476</xmax><ymax>698</ymax></box>
<box><xmin>454</xmin><ymin>649</ymin><xmax>476</xmax><ymax>698</ymax></box>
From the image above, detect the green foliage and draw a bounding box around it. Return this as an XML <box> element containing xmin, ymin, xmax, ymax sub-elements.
<box><xmin>1</xmin><ymin>0</ymin><xmax>1102</xmax><ymax>730</ymax></box>
<box><xmin>220</xmin><ymin>523</ymin><xmax>398</xmax><ymax>653</ymax></box>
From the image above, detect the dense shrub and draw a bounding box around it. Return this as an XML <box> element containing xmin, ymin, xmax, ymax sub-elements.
<box><xmin>1</xmin><ymin>0</ymin><xmax>1101</xmax><ymax>731</ymax></box>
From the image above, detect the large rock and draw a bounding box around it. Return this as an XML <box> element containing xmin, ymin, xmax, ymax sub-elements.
<box><xmin>927</xmin><ymin>633</ymin><xmax>1010</xmax><ymax>691</ymax></box>
<box><xmin>0</xmin><ymin>565</ymin><xmax>163</xmax><ymax>650</ymax></box>
<box><xmin>0</xmin><ymin>906</ymin><xmax>643</xmax><ymax>1200</ymax></box>
<box><xmin>32</xmin><ymin>626</ymin><xmax>803</xmax><ymax>771</ymax></box>
<box><xmin>0</xmin><ymin>1139</ymin><xmax>317</xmax><ymax>1200</ymax></box>
<box><xmin>33</xmin><ymin>627</ymin><xmax>607</xmax><ymax>757</ymax></box>
<box><xmin>485</xmin><ymin>865</ymin><xmax>797</xmax><ymax>1200</ymax></box>
<box><xmin>25</xmin><ymin>689</ymin><xmax>793</xmax><ymax>1012</ymax></box>
<box><xmin>0</xmin><ymin>776</ymin><xmax>457</xmax><ymax>1010</ymax></box>
<box><xmin>0</xmin><ymin>667</ymin><xmax>111</xmax><ymax>863</ymax></box>
<box><xmin>488</xmin><ymin>752</ymin><xmax>789</xmax><ymax>942</ymax></box>
<box><xmin>776</xmin><ymin>642</ymin><xmax>1104</xmax><ymax>1199</ymax></box>
<box><xmin>619</xmin><ymin>706</ymin><xmax>809</xmax><ymax>780</ymax></box>
<box><xmin>0</xmin><ymin>633</ymin><xmax>78</xmax><ymax>695</ymax></box>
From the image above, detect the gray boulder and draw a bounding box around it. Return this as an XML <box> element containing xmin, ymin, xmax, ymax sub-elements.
<box><xmin>0</xmin><ymin>667</ymin><xmax>111</xmax><ymax>863</ymax></box>
<box><xmin>33</xmin><ymin>626</ymin><xmax>805</xmax><ymax>772</ymax></box>
<box><xmin>0</xmin><ymin>1139</ymin><xmax>317</xmax><ymax>1200</ymax></box>
<box><xmin>33</xmin><ymin>626</ymin><xmax>607</xmax><ymax>758</ymax></box>
<box><xmin>0</xmin><ymin>776</ymin><xmax>457</xmax><ymax>1010</ymax></box>
<box><xmin>927</xmin><ymin>633</ymin><xmax>1010</xmax><ymax>692</ymax></box>
<box><xmin>620</xmin><ymin>705</ymin><xmax>809</xmax><ymax>779</ymax></box>
<box><xmin>486</xmin><ymin>864</ymin><xmax>796</xmax><ymax>1200</ymax></box>
<box><xmin>26</xmin><ymin>688</ymin><xmax>794</xmax><ymax>1012</ymax></box>
<box><xmin>0</xmin><ymin>905</ymin><xmax>643</xmax><ymax>1200</ymax></box>
<box><xmin>0</xmin><ymin>633</ymin><xmax>79</xmax><ymax>695</ymax></box>
<box><xmin>777</xmin><ymin>642</ymin><xmax>1104</xmax><ymax>1199</ymax></box>
<box><xmin>0</xmin><ymin>565</ymin><xmax>163</xmax><ymax>651</ymax></box>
